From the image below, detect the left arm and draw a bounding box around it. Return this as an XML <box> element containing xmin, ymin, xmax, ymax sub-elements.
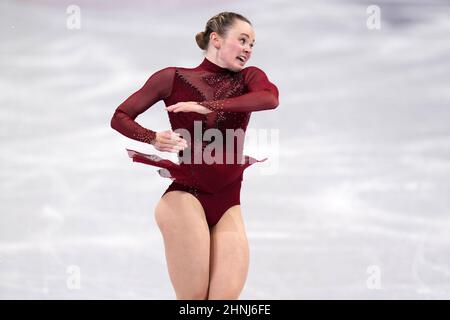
<box><xmin>198</xmin><ymin>66</ymin><xmax>279</xmax><ymax>112</ymax></box>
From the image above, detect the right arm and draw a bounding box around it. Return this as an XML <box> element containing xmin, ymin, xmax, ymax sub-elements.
<box><xmin>110</xmin><ymin>67</ymin><xmax>175</xmax><ymax>145</ymax></box>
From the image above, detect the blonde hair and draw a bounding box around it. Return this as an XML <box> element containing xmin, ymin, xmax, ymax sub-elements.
<box><xmin>195</xmin><ymin>12</ymin><xmax>252</xmax><ymax>51</ymax></box>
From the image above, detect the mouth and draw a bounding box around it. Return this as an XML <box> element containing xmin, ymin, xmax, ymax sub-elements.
<box><xmin>236</xmin><ymin>55</ymin><xmax>246</xmax><ymax>64</ymax></box>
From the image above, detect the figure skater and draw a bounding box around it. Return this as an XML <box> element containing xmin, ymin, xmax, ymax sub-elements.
<box><xmin>111</xmin><ymin>11</ymin><xmax>279</xmax><ymax>300</ymax></box>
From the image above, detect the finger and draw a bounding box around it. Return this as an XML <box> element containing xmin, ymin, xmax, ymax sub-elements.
<box><xmin>171</xmin><ymin>134</ymin><xmax>186</xmax><ymax>144</ymax></box>
<box><xmin>170</xmin><ymin>132</ymin><xmax>181</xmax><ymax>140</ymax></box>
<box><xmin>171</xmin><ymin>136</ymin><xmax>187</xmax><ymax>146</ymax></box>
<box><xmin>160</xmin><ymin>131</ymin><xmax>179</xmax><ymax>142</ymax></box>
<box><xmin>166</xmin><ymin>103</ymin><xmax>178</xmax><ymax>111</ymax></box>
<box><xmin>172</xmin><ymin>105</ymin><xmax>186</xmax><ymax>113</ymax></box>
<box><xmin>158</xmin><ymin>141</ymin><xmax>180</xmax><ymax>148</ymax></box>
<box><xmin>161</xmin><ymin>131</ymin><xmax>174</xmax><ymax>139</ymax></box>
<box><xmin>166</xmin><ymin>134</ymin><xmax>182</xmax><ymax>145</ymax></box>
<box><xmin>156</xmin><ymin>138</ymin><xmax>179</xmax><ymax>146</ymax></box>
<box><xmin>160</xmin><ymin>138</ymin><xmax>186</xmax><ymax>148</ymax></box>
<box><xmin>170</xmin><ymin>137</ymin><xmax>187</xmax><ymax>147</ymax></box>
<box><xmin>161</xmin><ymin>142</ymin><xmax>183</xmax><ymax>149</ymax></box>
<box><xmin>174</xmin><ymin>142</ymin><xmax>187</xmax><ymax>149</ymax></box>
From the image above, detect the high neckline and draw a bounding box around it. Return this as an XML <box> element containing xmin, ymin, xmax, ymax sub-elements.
<box><xmin>198</xmin><ymin>57</ymin><xmax>233</xmax><ymax>73</ymax></box>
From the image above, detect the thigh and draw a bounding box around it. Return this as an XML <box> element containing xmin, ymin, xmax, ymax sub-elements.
<box><xmin>154</xmin><ymin>190</ymin><xmax>210</xmax><ymax>299</ymax></box>
<box><xmin>156</xmin><ymin>188</ymin><xmax>208</xmax><ymax>230</ymax></box>
<box><xmin>208</xmin><ymin>205</ymin><xmax>250</xmax><ymax>299</ymax></box>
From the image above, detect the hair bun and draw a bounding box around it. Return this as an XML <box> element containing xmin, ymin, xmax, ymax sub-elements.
<box><xmin>195</xmin><ymin>31</ymin><xmax>207</xmax><ymax>50</ymax></box>
<box><xmin>195</xmin><ymin>12</ymin><xmax>251</xmax><ymax>51</ymax></box>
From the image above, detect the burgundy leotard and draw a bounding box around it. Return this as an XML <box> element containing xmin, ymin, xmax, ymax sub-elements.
<box><xmin>111</xmin><ymin>57</ymin><xmax>279</xmax><ymax>226</ymax></box>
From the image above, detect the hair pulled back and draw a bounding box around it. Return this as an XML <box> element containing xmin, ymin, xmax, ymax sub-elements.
<box><xmin>195</xmin><ymin>12</ymin><xmax>252</xmax><ymax>51</ymax></box>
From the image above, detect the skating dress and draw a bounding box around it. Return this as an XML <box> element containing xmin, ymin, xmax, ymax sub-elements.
<box><xmin>111</xmin><ymin>57</ymin><xmax>279</xmax><ymax>227</ymax></box>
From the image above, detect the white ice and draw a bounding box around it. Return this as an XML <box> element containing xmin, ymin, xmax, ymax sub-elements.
<box><xmin>1</xmin><ymin>0</ymin><xmax>449</xmax><ymax>299</ymax></box>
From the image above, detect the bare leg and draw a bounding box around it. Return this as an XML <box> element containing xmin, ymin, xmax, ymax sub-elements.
<box><xmin>154</xmin><ymin>191</ymin><xmax>210</xmax><ymax>300</ymax></box>
<box><xmin>207</xmin><ymin>205</ymin><xmax>250</xmax><ymax>300</ymax></box>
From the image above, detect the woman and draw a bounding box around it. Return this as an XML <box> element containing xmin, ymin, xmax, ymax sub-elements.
<box><xmin>110</xmin><ymin>11</ymin><xmax>279</xmax><ymax>300</ymax></box>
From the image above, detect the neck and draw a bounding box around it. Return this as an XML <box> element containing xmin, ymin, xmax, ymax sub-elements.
<box><xmin>198</xmin><ymin>55</ymin><xmax>233</xmax><ymax>73</ymax></box>
<box><xmin>204</xmin><ymin>52</ymin><xmax>227</xmax><ymax>69</ymax></box>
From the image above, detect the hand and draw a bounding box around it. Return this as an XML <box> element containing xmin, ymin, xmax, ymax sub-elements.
<box><xmin>165</xmin><ymin>101</ymin><xmax>212</xmax><ymax>114</ymax></box>
<box><xmin>153</xmin><ymin>129</ymin><xmax>188</xmax><ymax>153</ymax></box>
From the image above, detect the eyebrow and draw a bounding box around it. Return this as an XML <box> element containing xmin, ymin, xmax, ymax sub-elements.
<box><xmin>240</xmin><ymin>33</ymin><xmax>255</xmax><ymax>43</ymax></box>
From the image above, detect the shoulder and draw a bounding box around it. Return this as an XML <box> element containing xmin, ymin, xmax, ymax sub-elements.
<box><xmin>141</xmin><ymin>66</ymin><xmax>176</xmax><ymax>80</ymax></box>
<box><xmin>139</xmin><ymin>67</ymin><xmax>176</xmax><ymax>97</ymax></box>
<box><xmin>144</xmin><ymin>66</ymin><xmax>176</xmax><ymax>83</ymax></box>
<box><xmin>242</xmin><ymin>65</ymin><xmax>265</xmax><ymax>74</ymax></box>
<box><xmin>241</xmin><ymin>65</ymin><xmax>270</xmax><ymax>82</ymax></box>
<box><xmin>242</xmin><ymin>65</ymin><xmax>264</xmax><ymax>71</ymax></box>
<box><xmin>152</xmin><ymin>66</ymin><xmax>176</xmax><ymax>76</ymax></box>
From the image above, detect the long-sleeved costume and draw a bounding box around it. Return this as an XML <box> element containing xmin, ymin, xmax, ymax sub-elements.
<box><xmin>111</xmin><ymin>57</ymin><xmax>279</xmax><ymax>226</ymax></box>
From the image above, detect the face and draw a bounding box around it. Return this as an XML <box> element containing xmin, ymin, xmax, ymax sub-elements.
<box><xmin>211</xmin><ymin>19</ymin><xmax>255</xmax><ymax>72</ymax></box>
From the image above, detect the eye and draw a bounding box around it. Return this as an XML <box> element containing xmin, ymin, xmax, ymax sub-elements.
<box><xmin>240</xmin><ymin>38</ymin><xmax>254</xmax><ymax>47</ymax></box>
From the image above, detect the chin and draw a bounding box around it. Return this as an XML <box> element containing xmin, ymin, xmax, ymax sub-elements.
<box><xmin>233</xmin><ymin>63</ymin><xmax>245</xmax><ymax>71</ymax></box>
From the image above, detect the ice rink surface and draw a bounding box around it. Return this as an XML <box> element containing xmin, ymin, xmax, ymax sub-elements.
<box><xmin>1</xmin><ymin>0</ymin><xmax>449</xmax><ymax>299</ymax></box>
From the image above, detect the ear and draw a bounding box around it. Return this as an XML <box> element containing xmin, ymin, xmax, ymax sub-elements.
<box><xmin>210</xmin><ymin>32</ymin><xmax>221</xmax><ymax>49</ymax></box>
